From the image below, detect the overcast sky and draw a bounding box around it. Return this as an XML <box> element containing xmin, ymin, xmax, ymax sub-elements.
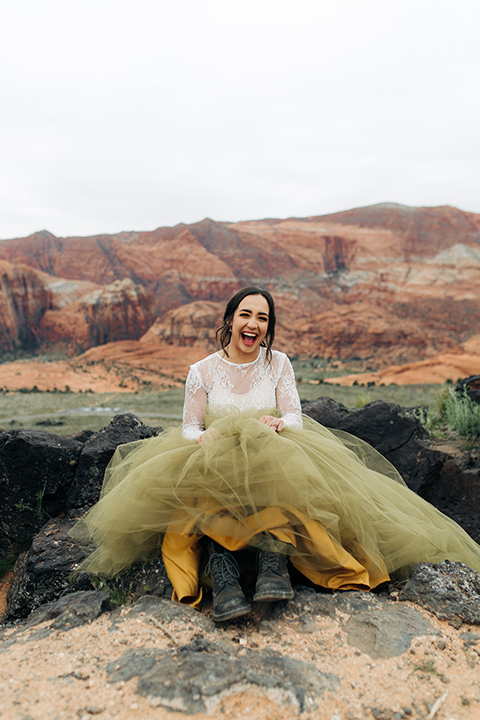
<box><xmin>1</xmin><ymin>0</ymin><xmax>479</xmax><ymax>239</ymax></box>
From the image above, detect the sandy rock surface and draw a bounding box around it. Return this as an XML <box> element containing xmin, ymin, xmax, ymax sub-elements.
<box><xmin>1</xmin><ymin>589</ymin><xmax>479</xmax><ymax>720</ymax></box>
<box><xmin>328</xmin><ymin>343</ymin><xmax>480</xmax><ymax>387</ymax></box>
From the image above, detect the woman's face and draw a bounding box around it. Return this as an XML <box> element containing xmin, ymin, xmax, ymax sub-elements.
<box><xmin>228</xmin><ymin>294</ymin><xmax>269</xmax><ymax>362</ymax></box>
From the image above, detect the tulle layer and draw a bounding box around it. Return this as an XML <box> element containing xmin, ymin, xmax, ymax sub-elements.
<box><xmin>71</xmin><ymin>410</ymin><xmax>480</xmax><ymax>591</ymax></box>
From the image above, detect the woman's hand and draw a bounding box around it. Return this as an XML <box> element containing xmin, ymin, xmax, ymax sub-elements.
<box><xmin>196</xmin><ymin>427</ymin><xmax>220</xmax><ymax>444</ymax></box>
<box><xmin>259</xmin><ymin>415</ymin><xmax>285</xmax><ymax>433</ymax></box>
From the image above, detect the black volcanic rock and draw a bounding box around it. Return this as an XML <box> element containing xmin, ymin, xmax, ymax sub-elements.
<box><xmin>302</xmin><ymin>397</ymin><xmax>480</xmax><ymax>541</ymax></box>
<box><xmin>0</xmin><ymin>428</ymin><xmax>82</xmax><ymax>559</ymax></box>
<box><xmin>25</xmin><ymin>589</ymin><xmax>113</xmax><ymax>630</ymax></box>
<box><xmin>66</xmin><ymin>413</ymin><xmax>162</xmax><ymax>513</ymax></box>
<box><xmin>0</xmin><ymin>414</ymin><xmax>162</xmax><ymax>568</ymax></box>
<box><xmin>105</xmin><ymin>636</ymin><xmax>339</xmax><ymax>714</ymax></box>
<box><xmin>3</xmin><ymin>518</ymin><xmax>92</xmax><ymax>623</ymax></box>
<box><xmin>302</xmin><ymin>398</ymin><xmax>425</xmax><ymax>454</ymax></box>
<box><xmin>3</xmin><ymin>401</ymin><xmax>480</xmax><ymax>626</ymax></box>
<box><xmin>3</xmin><ymin>517</ymin><xmax>172</xmax><ymax>623</ymax></box>
<box><xmin>399</xmin><ymin>560</ymin><xmax>480</xmax><ymax>625</ymax></box>
<box><xmin>456</xmin><ymin>375</ymin><xmax>480</xmax><ymax>404</ymax></box>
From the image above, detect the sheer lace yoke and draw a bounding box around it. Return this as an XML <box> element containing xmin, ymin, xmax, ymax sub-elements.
<box><xmin>182</xmin><ymin>347</ymin><xmax>302</xmax><ymax>440</ymax></box>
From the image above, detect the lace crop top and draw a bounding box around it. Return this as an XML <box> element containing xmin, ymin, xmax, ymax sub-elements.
<box><xmin>182</xmin><ymin>347</ymin><xmax>303</xmax><ymax>440</ymax></box>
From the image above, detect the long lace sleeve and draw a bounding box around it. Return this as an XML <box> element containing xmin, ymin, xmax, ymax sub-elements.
<box><xmin>276</xmin><ymin>354</ymin><xmax>303</xmax><ymax>429</ymax></box>
<box><xmin>182</xmin><ymin>365</ymin><xmax>207</xmax><ymax>441</ymax></box>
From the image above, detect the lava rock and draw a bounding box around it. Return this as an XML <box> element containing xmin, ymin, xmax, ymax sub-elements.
<box><xmin>66</xmin><ymin>413</ymin><xmax>162</xmax><ymax>513</ymax></box>
<box><xmin>302</xmin><ymin>397</ymin><xmax>478</xmax><ymax>539</ymax></box>
<box><xmin>3</xmin><ymin>518</ymin><xmax>172</xmax><ymax>623</ymax></box>
<box><xmin>302</xmin><ymin>398</ymin><xmax>426</xmax><ymax>455</ymax></box>
<box><xmin>432</xmin><ymin>460</ymin><xmax>480</xmax><ymax>543</ymax></box>
<box><xmin>126</xmin><ymin>595</ymin><xmax>212</xmax><ymax>631</ymax></box>
<box><xmin>3</xmin><ymin>518</ymin><xmax>92</xmax><ymax>623</ymax></box>
<box><xmin>274</xmin><ymin>588</ymin><xmax>435</xmax><ymax>658</ymax></box>
<box><xmin>342</xmin><ymin>604</ymin><xmax>435</xmax><ymax>658</ymax></box>
<box><xmin>0</xmin><ymin>428</ymin><xmax>83</xmax><ymax>559</ymax></box>
<box><xmin>105</xmin><ymin>637</ymin><xmax>339</xmax><ymax>714</ymax></box>
<box><xmin>399</xmin><ymin>560</ymin><xmax>480</xmax><ymax>624</ymax></box>
<box><xmin>113</xmin><ymin>555</ymin><xmax>173</xmax><ymax>604</ymax></box>
<box><xmin>25</xmin><ymin>590</ymin><xmax>113</xmax><ymax>630</ymax></box>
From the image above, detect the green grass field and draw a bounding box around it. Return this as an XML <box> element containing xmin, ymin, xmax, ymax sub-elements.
<box><xmin>0</xmin><ymin>373</ymin><xmax>448</xmax><ymax>437</ymax></box>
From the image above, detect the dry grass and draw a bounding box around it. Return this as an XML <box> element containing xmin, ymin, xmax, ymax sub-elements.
<box><xmin>0</xmin><ymin>380</ymin><xmax>447</xmax><ymax>437</ymax></box>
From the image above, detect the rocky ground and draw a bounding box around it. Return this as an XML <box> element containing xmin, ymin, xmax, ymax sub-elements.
<box><xmin>1</xmin><ymin>565</ymin><xmax>480</xmax><ymax>720</ymax></box>
<box><xmin>1</xmin><ymin>400</ymin><xmax>480</xmax><ymax>720</ymax></box>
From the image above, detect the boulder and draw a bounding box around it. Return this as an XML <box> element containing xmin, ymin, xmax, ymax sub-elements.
<box><xmin>3</xmin><ymin>517</ymin><xmax>172</xmax><ymax>623</ymax></box>
<box><xmin>302</xmin><ymin>397</ymin><xmax>446</xmax><ymax>491</ymax></box>
<box><xmin>105</xmin><ymin>636</ymin><xmax>339</xmax><ymax>714</ymax></box>
<box><xmin>66</xmin><ymin>412</ymin><xmax>162</xmax><ymax>513</ymax></box>
<box><xmin>302</xmin><ymin>398</ymin><xmax>426</xmax><ymax>454</ymax></box>
<box><xmin>302</xmin><ymin>397</ymin><xmax>480</xmax><ymax>541</ymax></box>
<box><xmin>0</xmin><ymin>428</ymin><xmax>82</xmax><ymax>559</ymax></box>
<box><xmin>25</xmin><ymin>590</ymin><xmax>113</xmax><ymax>630</ymax></box>
<box><xmin>3</xmin><ymin>518</ymin><xmax>92</xmax><ymax>623</ymax></box>
<box><xmin>433</xmin><ymin>460</ymin><xmax>480</xmax><ymax>542</ymax></box>
<box><xmin>3</xmin><ymin>401</ymin><xmax>480</xmax><ymax>626</ymax></box>
<box><xmin>271</xmin><ymin>588</ymin><xmax>436</xmax><ymax>659</ymax></box>
<box><xmin>399</xmin><ymin>560</ymin><xmax>480</xmax><ymax>625</ymax></box>
<box><xmin>0</xmin><ymin>414</ymin><xmax>162</xmax><ymax>569</ymax></box>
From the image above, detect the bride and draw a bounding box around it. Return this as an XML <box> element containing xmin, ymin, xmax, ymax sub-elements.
<box><xmin>72</xmin><ymin>286</ymin><xmax>480</xmax><ymax>621</ymax></box>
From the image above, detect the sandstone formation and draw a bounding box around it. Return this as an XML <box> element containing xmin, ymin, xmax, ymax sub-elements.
<box><xmin>141</xmin><ymin>300</ymin><xmax>223</xmax><ymax>348</ymax></box>
<box><xmin>327</xmin><ymin>342</ymin><xmax>480</xmax><ymax>386</ymax></box>
<box><xmin>0</xmin><ymin>260</ymin><xmax>53</xmax><ymax>352</ymax></box>
<box><xmin>1</xmin><ymin>204</ymin><xmax>480</xmax><ymax>384</ymax></box>
<box><xmin>39</xmin><ymin>278</ymin><xmax>155</xmax><ymax>354</ymax></box>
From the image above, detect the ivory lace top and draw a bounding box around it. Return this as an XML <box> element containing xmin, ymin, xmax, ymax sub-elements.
<box><xmin>182</xmin><ymin>347</ymin><xmax>303</xmax><ymax>440</ymax></box>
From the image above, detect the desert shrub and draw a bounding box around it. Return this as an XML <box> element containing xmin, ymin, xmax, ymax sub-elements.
<box><xmin>436</xmin><ymin>388</ymin><xmax>450</xmax><ymax>418</ymax></box>
<box><xmin>354</xmin><ymin>391</ymin><xmax>372</xmax><ymax>409</ymax></box>
<box><xmin>409</xmin><ymin>406</ymin><xmax>436</xmax><ymax>433</ymax></box>
<box><xmin>443</xmin><ymin>388</ymin><xmax>480</xmax><ymax>437</ymax></box>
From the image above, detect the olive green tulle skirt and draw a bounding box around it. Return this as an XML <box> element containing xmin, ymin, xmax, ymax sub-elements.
<box><xmin>70</xmin><ymin>411</ymin><xmax>480</xmax><ymax>600</ymax></box>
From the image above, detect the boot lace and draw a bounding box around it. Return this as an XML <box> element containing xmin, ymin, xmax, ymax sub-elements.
<box><xmin>257</xmin><ymin>550</ymin><xmax>283</xmax><ymax>574</ymax></box>
<box><xmin>205</xmin><ymin>551</ymin><xmax>241</xmax><ymax>584</ymax></box>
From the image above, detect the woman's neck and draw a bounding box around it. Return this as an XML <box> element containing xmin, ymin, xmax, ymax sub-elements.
<box><xmin>221</xmin><ymin>344</ymin><xmax>261</xmax><ymax>364</ymax></box>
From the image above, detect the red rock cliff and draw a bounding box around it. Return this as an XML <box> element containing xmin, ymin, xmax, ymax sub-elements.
<box><xmin>1</xmin><ymin>203</ymin><xmax>480</xmax><ymax>365</ymax></box>
<box><xmin>0</xmin><ymin>261</ymin><xmax>52</xmax><ymax>352</ymax></box>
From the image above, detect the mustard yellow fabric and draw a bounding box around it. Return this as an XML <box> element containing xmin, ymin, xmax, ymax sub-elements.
<box><xmin>71</xmin><ymin>411</ymin><xmax>480</xmax><ymax>604</ymax></box>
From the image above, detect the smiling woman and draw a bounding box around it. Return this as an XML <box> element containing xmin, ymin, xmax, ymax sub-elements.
<box><xmin>215</xmin><ymin>286</ymin><xmax>276</xmax><ymax>364</ymax></box>
<box><xmin>71</xmin><ymin>286</ymin><xmax>480</xmax><ymax>624</ymax></box>
<box><xmin>228</xmin><ymin>295</ymin><xmax>269</xmax><ymax>357</ymax></box>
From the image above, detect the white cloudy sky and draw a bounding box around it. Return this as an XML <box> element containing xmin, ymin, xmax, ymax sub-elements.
<box><xmin>1</xmin><ymin>0</ymin><xmax>479</xmax><ymax>239</ymax></box>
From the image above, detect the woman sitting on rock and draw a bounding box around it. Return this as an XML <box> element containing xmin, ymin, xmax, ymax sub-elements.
<box><xmin>72</xmin><ymin>287</ymin><xmax>480</xmax><ymax>621</ymax></box>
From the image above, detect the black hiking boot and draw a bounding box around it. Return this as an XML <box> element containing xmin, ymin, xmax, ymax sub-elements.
<box><xmin>204</xmin><ymin>542</ymin><xmax>251</xmax><ymax>622</ymax></box>
<box><xmin>253</xmin><ymin>549</ymin><xmax>294</xmax><ymax>602</ymax></box>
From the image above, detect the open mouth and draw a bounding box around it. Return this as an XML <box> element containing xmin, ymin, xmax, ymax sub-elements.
<box><xmin>241</xmin><ymin>332</ymin><xmax>257</xmax><ymax>346</ymax></box>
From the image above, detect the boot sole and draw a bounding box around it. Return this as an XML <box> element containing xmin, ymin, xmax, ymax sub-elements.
<box><xmin>213</xmin><ymin>603</ymin><xmax>251</xmax><ymax>622</ymax></box>
<box><xmin>253</xmin><ymin>590</ymin><xmax>295</xmax><ymax>602</ymax></box>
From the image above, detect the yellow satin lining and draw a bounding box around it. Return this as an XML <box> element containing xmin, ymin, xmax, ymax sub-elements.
<box><xmin>161</xmin><ymin>504</ymin><xmax>390</xmax><ymax>606</ymax></box>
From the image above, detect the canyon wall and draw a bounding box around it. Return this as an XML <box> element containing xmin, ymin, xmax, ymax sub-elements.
<box><xmin>1</xmin><ymin>203</ymin><xmax>479</xmax><ymax>366</ymax></box>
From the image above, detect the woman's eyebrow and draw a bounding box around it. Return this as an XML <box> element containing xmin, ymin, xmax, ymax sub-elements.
<box><xmin>240</xmin><ymin>308</ymin><xmax>269</xmax><ymax>317</ymax></box>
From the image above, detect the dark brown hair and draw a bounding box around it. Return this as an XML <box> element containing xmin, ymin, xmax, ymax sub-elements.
<box><xmin>216</xmin><ymin>286</ymin><xmax>276</xmax><ymax>362</ymax></box>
